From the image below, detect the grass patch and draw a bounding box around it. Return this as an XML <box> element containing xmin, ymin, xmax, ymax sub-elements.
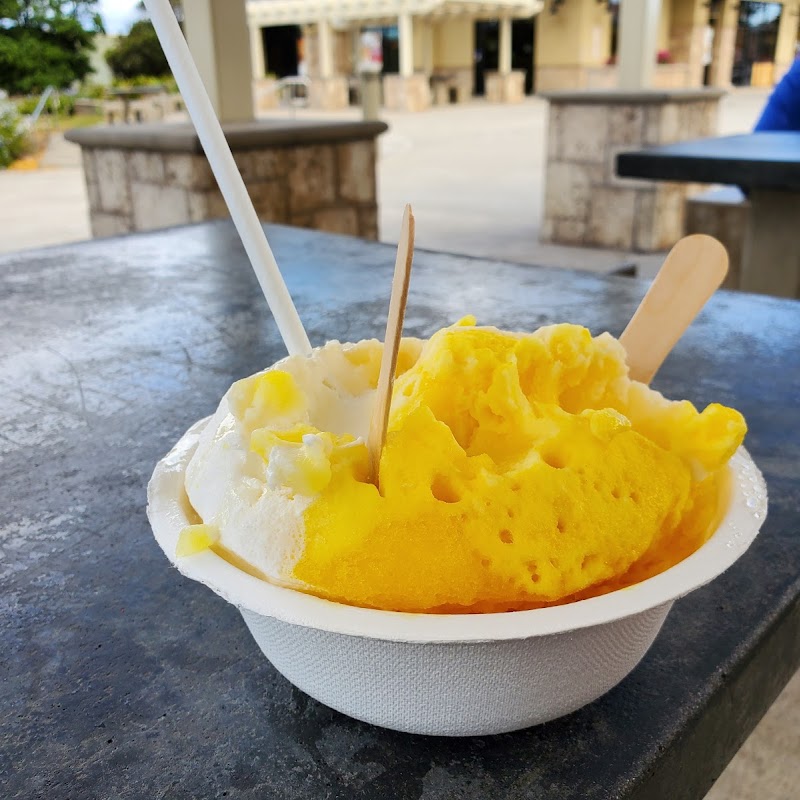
<box><xmin>38</xmin><ymin>113</ymin><xmax>105</xmax><ymax>132</ymax></box>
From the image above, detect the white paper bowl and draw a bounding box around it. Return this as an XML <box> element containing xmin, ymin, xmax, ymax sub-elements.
<box><xmin>147</xmin><ymin>418</ymin><xmax>768</xmax><ymax>736</ymax></box>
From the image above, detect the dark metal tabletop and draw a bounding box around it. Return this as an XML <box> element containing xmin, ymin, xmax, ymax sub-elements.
<box><xmin>616</xmin><ymin>132</ymin><xmax>800</xmax><ymax>191</ymax></box>
<box><xmin>1</xmin><ymin>221</ymin><xmax>798</xmax><ymax>800</ymax></box>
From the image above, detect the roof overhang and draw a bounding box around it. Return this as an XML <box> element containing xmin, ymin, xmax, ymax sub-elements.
<box><xmin>248</xmin><ymin>0</ymin><xmax>544</xmax><ymax>28</ymax></box>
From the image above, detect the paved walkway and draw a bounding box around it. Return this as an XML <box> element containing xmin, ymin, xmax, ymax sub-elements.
<box><xmin>0</xmin><ymin>89</ymin><xmax>768</xmax><ymax>272</ymax></box>
<box><xmin>0</xmin><ymin>167</ymin><xmax>89</xmax><ymax>253</ymax></box>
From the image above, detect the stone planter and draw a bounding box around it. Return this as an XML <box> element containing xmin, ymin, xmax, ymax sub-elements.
<box><xmin>253</xmin><ymin>78</ymin><xmax>280</xmax><ymax>112</ymax></box>
<box><xmin>308</xmin><ymin>77</ymin><xmax>349</xmax><ymax>111</ymax></box>
<box><xmin>65</xmin><ymin>120</ymin><xmax>387</xmax><ymax>240</ymax></box>
<box><xmin>383</xmin><ymin>74</ymin><xmax>431</xmax><ymax>112</ymax></box>
<box><xmin>540</xmin><ymin>89</ymin><xmax>724</xmax><ymax>251</ymax></box>
<box><xmin>485</xmin><ymin>71</ymin><xmax>526</xmax><ymax>103</ymax></box>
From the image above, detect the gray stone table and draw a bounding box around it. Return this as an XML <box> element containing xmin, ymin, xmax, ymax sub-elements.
<box><xmin>1</xmin><ymin>222</ymin><xmax>798</xmax><ymax>800</ymax></box>
<box><xmin>617</xmin><ymin>132</ymin><xmax>800</xmax><ymax>299</ymax></box>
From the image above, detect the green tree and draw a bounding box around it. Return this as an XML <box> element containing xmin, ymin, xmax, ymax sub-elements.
<box><xmin>0</xmin><ymin>1</ymin><xmax>103</xmax><ymax>94</ymax></box>
<box><xmin>105</xmin><ymin>19</ymin><xmax>169</xmax><ymax>80</ymax></box>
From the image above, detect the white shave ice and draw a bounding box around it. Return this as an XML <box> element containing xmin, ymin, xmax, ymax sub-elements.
<box><xmin>184</xmin><ymin>338</ymin><xmax>422</xmax><ymax>587</ymax></box>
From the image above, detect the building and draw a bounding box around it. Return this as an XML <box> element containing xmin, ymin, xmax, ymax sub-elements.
<box><xmin>245</xmin><ymin>0</ymin><xmax>800</xmax><ymax>111</ymax></box>
<box><xmin>533</xmin><ymin>0</ymin><xmax>800</xmax><ymax>92</ymax></box>
<box><xmin>88</xmin><ymin>34</ymin><xmax>119</xmax><ymax>87</ymax></box>
<box><xmin>247</xmin><ymin>0</ymin><xmax>543</xmax><ymax>111</ymax></box>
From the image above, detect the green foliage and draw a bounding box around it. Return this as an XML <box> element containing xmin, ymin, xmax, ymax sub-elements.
<box><xmin>78</xmin><ymin>81</ymin><xmax>107</xmax><ymax>99</ymax></box>
<box><xmin>105</xmin><ymin>20</ymin><xmax>169</xmax><ymax>80</ymax></box>
<box><xmin>112</xmin><ymin>74</ymin><xmax>167</xmax><ymax>89</ymax></box>
<box><xmin>0</xmin><ymin>1</ymin><xmax>102</xmax><ymax>94</ymax></box>
<box><xmin>15</xmin><ymin>92</ymin><xmax>75</xmax><ymax>116</ymax></box>
<box><xmin>0</xmin><ymin>101</ymin><xmax>29</xmax><ymax>168</ymax></box>
<box><xmin>14</xmin><ymin>96</ymin><xmax>40</xmax><ymax>115</ymax></box>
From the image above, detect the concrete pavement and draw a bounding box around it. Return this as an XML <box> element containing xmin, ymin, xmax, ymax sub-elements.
<box><xmin>0</xmin><ymin>89</ymin><xmax>768</xmax><ymax>268</ymax></box>
<box><xmin>0</xmin><ymin>168</ymin><xmax>90</xmax><ymax>254</ymax></box>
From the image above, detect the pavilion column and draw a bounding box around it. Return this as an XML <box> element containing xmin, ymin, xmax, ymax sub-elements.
<box><xmin>774</xmin><ymin>1</ymin><xmax>800</xmax><ymax>83</ymax></box>
<box><xmin>485</xmin><ymin>14</ymin><xmax>524</xmax><ymax>103</ymax></box>
<box><xmin>182</xmin><ymin>0</ymin><xmax>255</xmax><ymax>122</ymax></box>
<box><xmin>383</xmin><ymin>11</ymin><xmax>430</xmax><ymax>111</ymax></box>
<box><xmin>249</xmin><ymin>24</ymin><xmax>265</xmax><ymax>79</ymax></box>
<box><xmin>709</xmin><ymin>0</ymin><xmax>738</xmax><ymax>88</ymax></box>
<box><xmin>318</xmin><ymin>18</ymin><xmax>334</xmax><ymax>79</ymax></box>
<box><xmin>618</xmin><ymin>0</ymin><xmax>661</xmax><ymax>89</ymax></box>
<box><xmin>398</xmin><ymin>12</ymin><xmax>414</xmax><ymax>77</ymax></box>
<box><xmin>307</xmin><ymin>17</ymin><xmax>348</xmax><ymax>109</ymax></box>
<box><xmin>499</xmin><ymin>16</ymin><xmax>512</xmax><ymax>76</ymax></box>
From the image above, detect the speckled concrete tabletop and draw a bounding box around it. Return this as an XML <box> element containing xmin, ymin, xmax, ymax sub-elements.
<box><xmin>1</xmin><ymin>222</ymin><xmax>798</xmax><ymax>800</ymax></box>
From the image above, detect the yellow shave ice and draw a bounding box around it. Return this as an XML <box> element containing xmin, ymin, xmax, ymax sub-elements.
<box><xmin>182</xmin><ymin>318</ymin><xmax>746</xmax><ymax>613</ymax></box>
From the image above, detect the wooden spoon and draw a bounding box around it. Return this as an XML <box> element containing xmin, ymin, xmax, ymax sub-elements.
<box><xmin>620</xmin><ymin>234</ymin><xmax>729</xmax><ymax>385</ymax></box>
<box><xmin>366</xmin><ymin>204</ymin><xmax>415</xmax><ymax>486</ymax></box>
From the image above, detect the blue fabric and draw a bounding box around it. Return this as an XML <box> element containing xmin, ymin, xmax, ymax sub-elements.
<box><xmin>754</xmin><ymin>58</ymin><xmax>800</xmax><ymax>131</ymax></box>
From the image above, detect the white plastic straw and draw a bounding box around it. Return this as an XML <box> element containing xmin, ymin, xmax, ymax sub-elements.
<box><xmin>143</xmin><ymin>0</ymin><xmax>311</xmax><ymax>356</ymax></box>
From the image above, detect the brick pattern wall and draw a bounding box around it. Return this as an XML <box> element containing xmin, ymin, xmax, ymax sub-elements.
<box><xmin>542</xmin><ymin>98</ymin><xmax>718</xmax><ymax>251</ymax></box>
<box><xmin>81</xmin><ymin>139</ymin><xmax>379</xmax><ymax>240</ymax></box>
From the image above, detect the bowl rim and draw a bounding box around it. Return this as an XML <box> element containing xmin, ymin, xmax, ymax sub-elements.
<box><xmin>147</xmin><ymin>417</ymin><xmax>768</xmax><ymax>643</ymax></box>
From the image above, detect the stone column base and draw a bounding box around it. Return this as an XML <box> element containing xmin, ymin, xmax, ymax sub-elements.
<box><xmin>540</xmin><ymin>89</ymin><xmax>723</xmax><ymax>252</ymax></box>
<box><xmin>383</xmin><ymin>74</ymin><xmax>431</xmax><ymax>112</ymax></box>
<box><xmin>308</xmin><ymin>77</ymin><xmax>350</xmax><ymax>110</ymax></box>
<box><xmin>485</xmin><ymin>71</ymin><xmax>526</xmax><ymax>103</ymax></box>
<box><xmin>253</xmin><ymin>78</ymin><xmax>279</xmax><ymax>112</ymax></box>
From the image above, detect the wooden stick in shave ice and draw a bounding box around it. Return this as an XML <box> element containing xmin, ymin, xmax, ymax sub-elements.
<box><xmin>367</xmin><ymin>205</ymin><xmax>415</xmax><ymax>487</ymax></box>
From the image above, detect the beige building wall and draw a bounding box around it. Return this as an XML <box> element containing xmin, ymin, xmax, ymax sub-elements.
<box><xmin>535</xmin><ymin>0</ymin><xmax>612</xmax><ymax>91</ymax></box>
<box><xmin>657</xmin><ymin>2</ymin><xmax>672</xmax><ymax>52</ymax></box>
<box><xmin>413</xmin><ymin>19</ymin><xmax>435</xmax><ymax>73</ymax></box>
<box><xmin>334</xmin><ymin>29</ymin><xmax>353</xmax><ymax>75</ymax></box>
<box><xmin>433</xmin><ymin>16</ymin><xmax>474</xmax><ymax>68</ymax></box>
<box><xmin>413</xmin><ymin>21</ymin><xmax>423</xmax><ymax>71</ymax></box>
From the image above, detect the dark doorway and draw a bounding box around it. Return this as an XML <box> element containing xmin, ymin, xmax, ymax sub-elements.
<box><xmin>474</xmin><ymin>18</ymin><xmax>536</xmax><ymax>96</ymax></box>
<box><xmin>513</xmin><ymin>19</ymin><xmax>536</xmax><ymax>94</ymax></box>
<box><xmin>474</xmin><ymin>20</ymin><xmax>499</xmax><ymax>95</ymax></box>
<box><xmin>263</xmin><ymin>25</ymin><xmax>300</xmax><ymax>78</ymax></box>
<box><xmin>381</xmin><ymin>25</ymin><xmax>400</xmax><ymax>74</ymax></box>
<box><xmin>732</xmin><ymin>1</ymin><xmax>782</xmax><ymax>86</ymax></box>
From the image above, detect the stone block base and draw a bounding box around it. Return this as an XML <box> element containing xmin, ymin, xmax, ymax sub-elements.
<box><xmin>431</xmin><ymin>68</ymin><xmax>473</xmax><ymax>105</ymax></box>
<box><xmin>308</xmin><ymin>77</ymin><xmax>349</xmax><ymax>111</ymax></box>
<box><xmin>253</xmin><ymin>78</ymin><xmax>280</xmax><ymax>112</ymax></box>
<box><xmin>383</xmin><ymin>74</ymin><xmax>431</xmax><ymax>112</ymax></box>
<box><xmin>67</xmin><ymin>121</ymin><xmax>387</xmax><ymax>241</ymax></box>
<box><xmin>485</xmin><ymin>71</ymin><xmax>525</xmax><ymax>103</ymax></box>
<box><xmin>541</xmin><ymin>89</ymin><xmax>723</xmax><ymax>252</ymax></box>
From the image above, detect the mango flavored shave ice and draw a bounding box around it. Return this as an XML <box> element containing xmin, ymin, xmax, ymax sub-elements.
<box><xmin>180</xmin><ymin>318</ymin><xmax>746</xmax><ymax>613</ymax></box>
